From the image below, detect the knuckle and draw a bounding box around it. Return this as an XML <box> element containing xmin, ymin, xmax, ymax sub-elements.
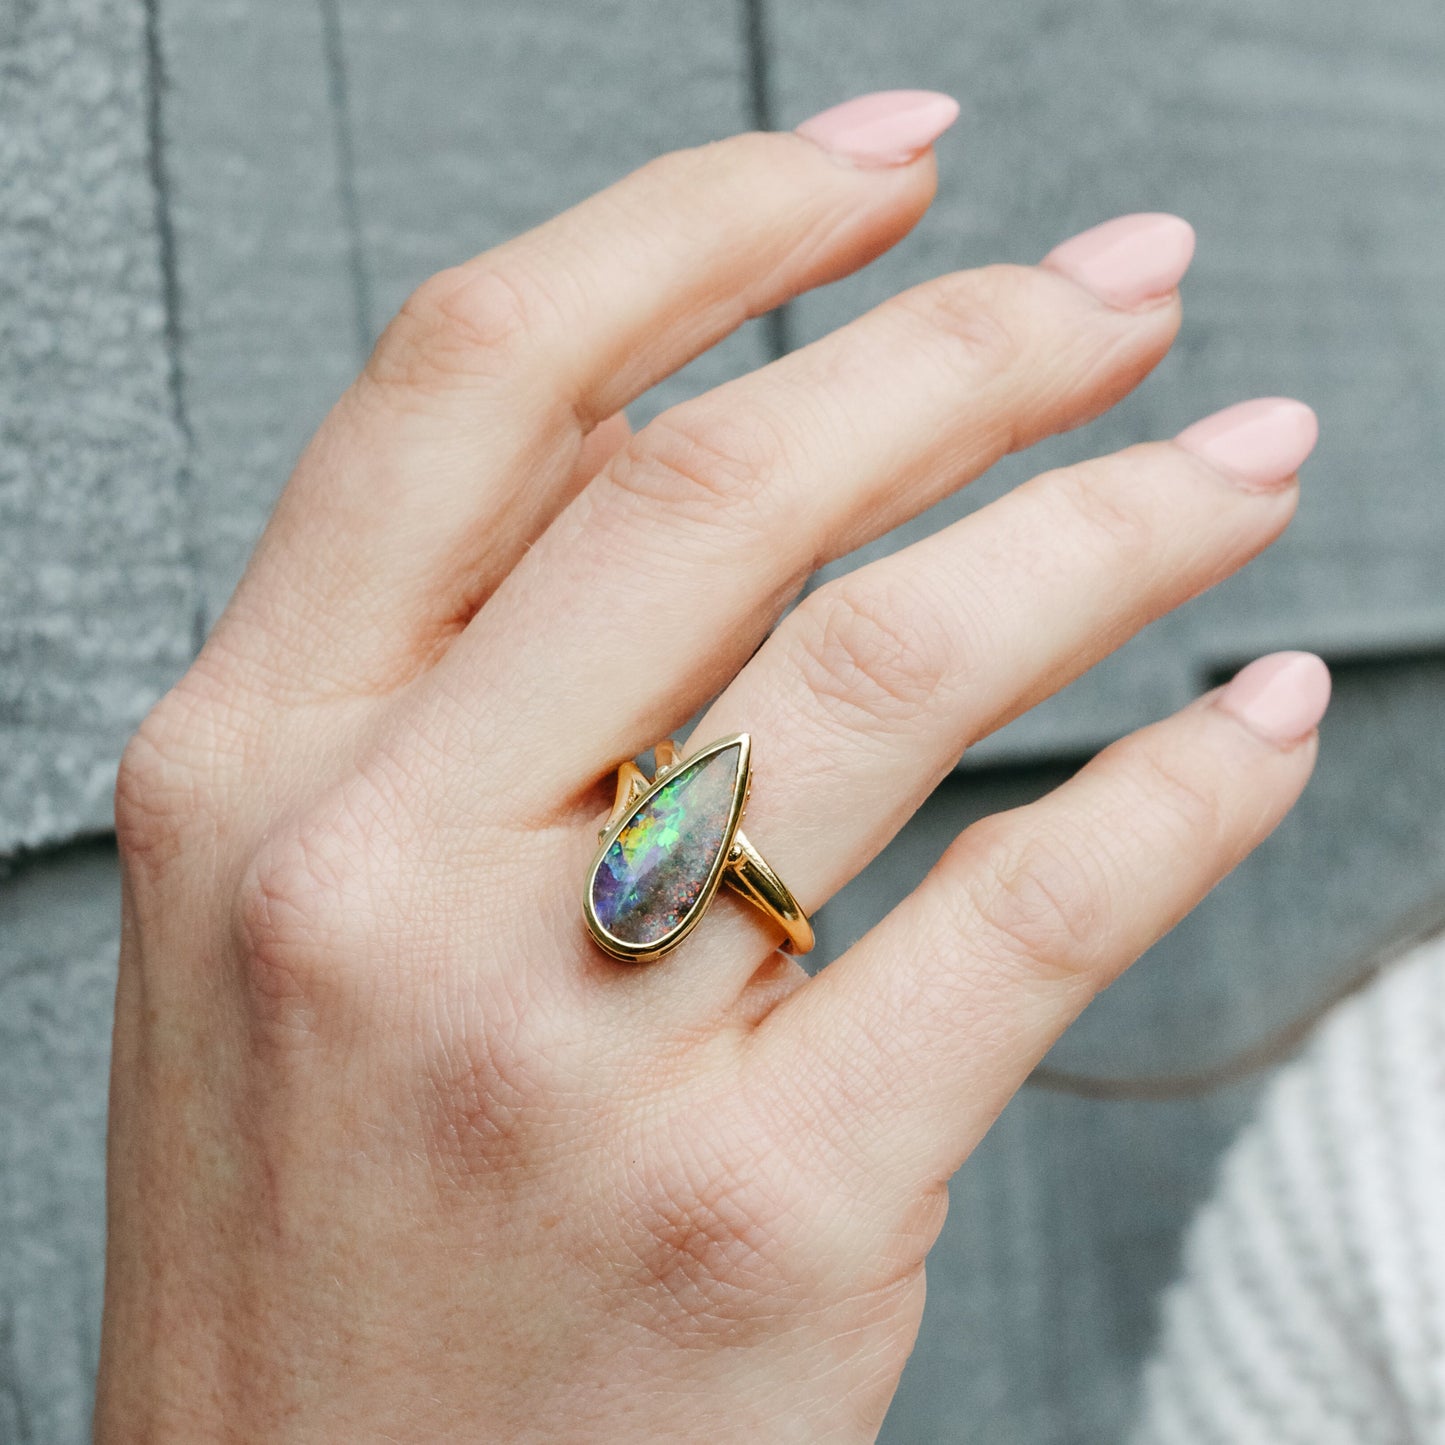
<box><xmin>1043</xmin><ymin>458</ymin><xmax>1155</xmax><ymax>566</ymax></box>
<box><xmin>114</xmin><ymin>678</ymin><xmax>235</xmax><ymax>880</ymax></box>
<box><xmin>893</xmin><ymin>264</ymin><xmax>1033</xmax><ymax>384</ymax></box>
<box><xmin>114</xmin><ymin>704</ymin><xmax>195</xmax><ymax>872</ymax></box>
<box><xmin>606</xmin><ymin>404</ymin><xmax>788</xmax><ymax>537</ymax></box>
<box><xmin>1127</xmin><ymin>738</ymin><xmax>1224</xmax><ymax>848</ymax></box>
<box><xmin>231</xmin><ymin>780</ymin><xmax>398</xmax><ymax>1046</ymax></box>
<box><xmin>363</xmin><ymin>258</ymin><xmax>553</xmax><ymax>397</ymax></box>
<box><xmin>788</xmin><ymin>578</ymin><xmax>954</xmax><ymax>732</ymax></box>
<box><xmin>233</xmin><ymin>825</ymin><xmax>349</xmax><ymax>1045</ymax></box>
<box><xmin>954</xmin><ymin>819</ymin><xmax>1110</xmax><ymax>984</ymax></box>
<box><xmin>625</xmin><ymin>136</ymin><xmax>726</xmax><ymax>194</ymax></box>
<box><xmin>628</xmin><ymin>130</ymin><xmax>792</xmax><ymax>206</ymax></box>
<box><xmin>855</xmin><ymin>1181</ymin><xmax>948</xmax><ymax>1307</ymax></box>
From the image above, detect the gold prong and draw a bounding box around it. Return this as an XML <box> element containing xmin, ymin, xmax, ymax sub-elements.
<box><xmin>603</xmin><ymin>761</ymin><xmax>650</xmax><ymax>831</ymax></box>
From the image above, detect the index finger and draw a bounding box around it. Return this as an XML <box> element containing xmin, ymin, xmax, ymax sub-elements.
<box><xmin>220</xmin><ymin>93</ymin><xmax>959</xmax><ymax>700</ymax></box>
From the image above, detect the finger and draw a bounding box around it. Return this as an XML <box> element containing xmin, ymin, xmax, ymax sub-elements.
<box><xmin>215</xmin><ymin>95</ymin><xmax>957</xmax><ymax>698</ymax></box>
<box><xmin>424</xmin><ymin>212</ymin><xmax>1196</xmax><ymax>808</ymax></box>
<box><xmin>652</xmin><ymin>398</ymin><xmax>1314</xmax><ymax>1002</ymax></box>
<box><xmin>752</xmin><ymin>652</ymin><xmax>1331</xmax><ymax>1185</ymax></box>
<box><xmin>570</xmin><ymin>411</ymin><xmax>632</xmax><ymax>492</ymax></box>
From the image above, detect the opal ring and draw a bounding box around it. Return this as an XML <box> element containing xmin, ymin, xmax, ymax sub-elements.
<box><xmin>583</xmin><ymin>733</ymin><xmax>814</xmax><ymax>963</ymax></box>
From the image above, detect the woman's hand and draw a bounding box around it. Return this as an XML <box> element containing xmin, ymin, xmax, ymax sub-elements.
<box><xmin>96</xmin><ymin>91</ymin><xmax>1327</xmax><ymax>1442</ymax></box>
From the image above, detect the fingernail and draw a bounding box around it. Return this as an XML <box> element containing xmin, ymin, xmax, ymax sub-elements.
<box><xmin>794</xmin><ymin>90</ymin><xmax>961</xmax><ymax>167</ymax></box>
<box><xmin>1215</xmin><ymin>652</ymin><xmax>1331</xmax><ymax>745</ymax></box>
<box><xmin>1042</xmin><ymin>213</ymin><xmax>1195</xmax><ymax>308</ymax></box>
<box><xmin>1175</xmin><ymin>398</ymin><xmax>1319</xmax><ymax>489</ymax></box>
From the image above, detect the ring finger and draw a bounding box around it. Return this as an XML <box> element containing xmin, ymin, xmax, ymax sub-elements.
<box><xmin>668</xmin><ymin>396</ymin><xmax>1315</xmax><ymax>1011</ymax></box>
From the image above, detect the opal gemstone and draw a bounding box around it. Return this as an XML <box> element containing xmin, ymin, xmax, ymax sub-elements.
<box><xmin>590</xmin><ymin>742</ymin><xmax>743</xmax><ymax>947</ymax></box>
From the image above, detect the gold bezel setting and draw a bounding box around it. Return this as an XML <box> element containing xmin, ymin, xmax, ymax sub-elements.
<box><xmin>582</xmin><ymin>733</ymin><xmax>752</xmax><ymax>963</ymax></box>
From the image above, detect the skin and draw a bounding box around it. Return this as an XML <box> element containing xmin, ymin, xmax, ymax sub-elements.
<box><xmin>95</xmin><ymin>125</ymin><xmax>1320</xmax><ymax>1442</ymax></box>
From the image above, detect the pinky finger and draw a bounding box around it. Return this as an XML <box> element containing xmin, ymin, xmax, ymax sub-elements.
<box><xmin>752</xmin><ymin>652</ymin><xmax>1330</xmax><ymax>1185</ymax></box>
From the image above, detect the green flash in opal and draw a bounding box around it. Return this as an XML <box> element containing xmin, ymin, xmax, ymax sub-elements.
<box><xmin>586</xmin><ymin>736</ymin><xmax>749</xmax><ymax>959</ymax></box>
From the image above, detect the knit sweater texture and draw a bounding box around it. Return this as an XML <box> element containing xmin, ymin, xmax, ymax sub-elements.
<box><xmin>1133</xmin><ymin>931</ymin><xmax>1445</xmax><ymax>1443</ymax></box>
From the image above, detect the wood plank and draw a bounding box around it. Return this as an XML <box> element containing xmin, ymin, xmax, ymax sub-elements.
<box><xmin>335</xmin><ymin>0</ymin><xmax>768</xmax><ymax>429</ymax></box>
<box><xmin>158</xmin><ymin>0</ymin><xmax>365</xmax><ymax>625</ymax></box>
<box><xmin>163</xmin><ymin>0</ymin><xmax>768</xmax><ymax>638</ymax></box>
<box><xmin>766</xmin><ymin>0</ymin><xmax>1445</xmax><ymax>763</ymax></box>
<box><xmin>0</xmin><ymin>842</ymin><xmax>119</xmax><ymax>1440</ymax></box>
<box><xmin>0</xmin><ymin>0</ymin><xmax>193</xmax><ymax>852</ymax></box>
<box><xmin>12</xmin><ymin>2</ymin><xmax>1445</xmax><ymax>1439</ymax></box>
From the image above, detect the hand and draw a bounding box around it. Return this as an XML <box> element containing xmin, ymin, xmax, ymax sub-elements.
<box><xmin>96</xmin><ymin>91</ymin><xmax>1327</xmax><ymax>1442</ymax></box>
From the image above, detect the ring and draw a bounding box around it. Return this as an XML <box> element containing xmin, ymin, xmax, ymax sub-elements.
<box><xmin>583</xmin><ymin>733</ymin><xmax>814</xmax><ymax>963</ymax></box>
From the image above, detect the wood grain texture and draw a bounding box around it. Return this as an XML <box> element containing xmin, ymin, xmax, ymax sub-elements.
<box><xmin>157</xmin><ymin>0</ymin><xmax>364</xmax><ymax>630</ymax></box>
<box><xmin>0</xmin><ymin>843</ymin><xmax>119</xmax><ymax>1444</ymax></box>
<box><xmin>4</xmin><ymin>1</ymin><xmax>1445</xmax><ymax>1441</ymax></box>
<box><xmin>0</xmin><ymin>0</ymin><xmax>767</xmax><ymax>861</ymax></box>
<box><xmin>336</xmin><ymin>0</ymin><xmax>766</xmax><ymax>431</ymax></box>
<box><xmin>177</xmin><ymin>0</ymin><xmax>768</xmax><ymax>620</ymax></box>
<box><xmin>0</xmin><ymin>0</ymin><xmax>193</xmax><ymax>853</ymax></box>
<box><xmin>765</xmin><ymin>0</ymin><xmax>1445</xmax><ymax>764</ymax></box>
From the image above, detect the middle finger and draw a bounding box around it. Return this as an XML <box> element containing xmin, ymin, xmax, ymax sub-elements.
<box><xmin>418</xmin><ymin>212</ymin><xmax>1197</xmax><ymax>813</ymax></box>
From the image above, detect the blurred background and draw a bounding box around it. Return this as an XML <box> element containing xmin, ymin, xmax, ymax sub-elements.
<box><xmin>3</xmin><ymin>1</ymin><xmax>1444</xmax><ymax>1440</ymax></box>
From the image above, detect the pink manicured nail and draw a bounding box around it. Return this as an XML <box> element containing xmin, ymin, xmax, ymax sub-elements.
<box><xmin>794</xmin><ymin>90</ymin><xmax>960</xmax><ymax>167</ymax></box>
<box><xmin>1216</xmin><ymin>652</ymin><xmax>1331</xmax><ymax>745</ymax></box>
<box><xmin>1042</xmin><ymin>213</ymin><xmax>1196</xmax><ymax>308</ymax></box>
<box><xmin>1175</xmin><ymin>398</ymin><xmax>1319</xmax><ymax>489</ymax></box>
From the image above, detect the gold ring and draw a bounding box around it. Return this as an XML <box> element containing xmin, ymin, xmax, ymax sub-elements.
<box><xmin>583</xmin><ymin>733</ymin><xmax>814</xmax><ymax>963</ymax></box>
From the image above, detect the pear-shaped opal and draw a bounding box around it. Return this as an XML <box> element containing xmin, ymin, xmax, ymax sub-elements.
<box><xmin>589</xmin><ymin>741</ymin><xmax>745</xmax><ymax>949</ymax></box>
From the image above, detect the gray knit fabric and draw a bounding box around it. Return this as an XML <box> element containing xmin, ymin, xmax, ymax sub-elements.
<box><xmin>1133</xmin><ymin>932</ymin><xmax>1445</xmax><ymax>1444</ymax></box>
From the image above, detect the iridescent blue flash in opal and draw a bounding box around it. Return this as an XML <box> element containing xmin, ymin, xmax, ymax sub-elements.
<box><xmin>590</xmin><ymin>743</ymin><xmax>743</xmax><ymax>947</ymax></box>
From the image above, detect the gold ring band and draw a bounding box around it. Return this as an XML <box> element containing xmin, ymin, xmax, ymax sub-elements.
<box><xmin>721</xmin><ymin>825</ymin><xmax>815</xmax><ymax>956</ymax></box>
<box><xmin>583</xmin><ymin>733</ymin><xmax>814</xmax><ymax>963</ymax></box>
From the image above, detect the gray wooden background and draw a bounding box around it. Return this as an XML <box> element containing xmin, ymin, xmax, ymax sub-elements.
<box><xmin>3</xmin><ymin>1</ymin><xmax>1444</xmax><ymax>1440</ymax></box>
